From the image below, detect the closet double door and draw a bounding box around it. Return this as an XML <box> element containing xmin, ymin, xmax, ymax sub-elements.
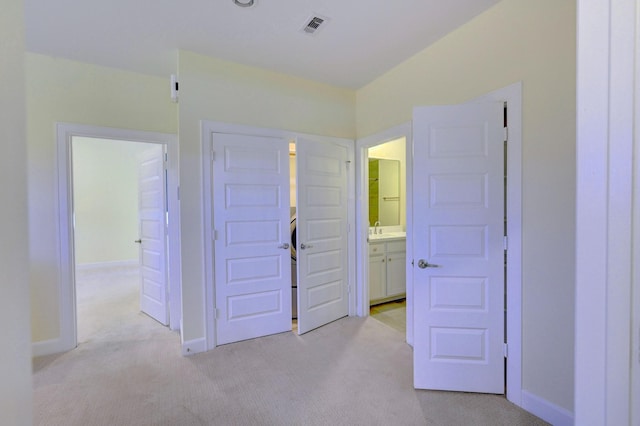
<box><xmin>211</xmin><ymin>133</ymin><xmax>349</xmax><ymax>345</ymax></box>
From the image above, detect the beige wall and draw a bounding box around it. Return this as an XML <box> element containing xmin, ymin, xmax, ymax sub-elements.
<box><xmin>177</xmin><ymin>50</ymin><xmax>356</xmax><ymax>342</ymax></box>
<box><xmin>357</xmin><ymin>0</ymin><xmax>576</xmax><ymax>412</ymax></box>
<box><xmin>27</xmin><ymin>53</ymin><xmax>177</xmax><ymax>342</ymax></box>
<box><xmin>0</xmin><ymin>0</ymin><xmax>32</xmax><ymax>423</ymax></box>
<box><xmin>72</xmin><ymin>137</ymin><xmax>156</xmax><ymax>265</ymax></box>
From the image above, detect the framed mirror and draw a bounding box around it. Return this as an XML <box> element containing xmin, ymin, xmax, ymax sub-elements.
<box><xmin>368</xmin><ymin>158</ymin><xmax>400</xmax><ymax>226</ymax></box>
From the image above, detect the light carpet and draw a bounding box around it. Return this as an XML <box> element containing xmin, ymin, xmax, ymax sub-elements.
<box><xmin>33</xmin><ymin>266</ymin><xmax>548</xmax><ymax>426</ymax></box>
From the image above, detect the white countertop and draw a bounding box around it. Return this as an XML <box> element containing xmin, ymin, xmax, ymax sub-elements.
<box><xmin>368</xmin><ymin>231</ymin><xmax>406</xmax><ymax>242</ymax></box>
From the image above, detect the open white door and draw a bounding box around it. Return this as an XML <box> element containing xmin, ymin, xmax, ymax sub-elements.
<box><xmin>296</xmin><ymin>138</ymin><xmax>349</xmax><ymax>334</ymax></box>
<box><xmin>213</xmin><ymin>133</ymin><xmax>292</xmax><ymax>345</ymax></box>
<box><xmin>137</xmin><ymin>145</ymin><xmax>169</xmax><ymax>325</ymax></box>
<box><xmin>412</xmin><ymin>102</ymin><xmax>504</xmax><ymax>393</ymax></box>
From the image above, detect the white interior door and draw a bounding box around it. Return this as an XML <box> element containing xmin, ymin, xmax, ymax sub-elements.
<box><xmin>137</xmin><ymin>145</ymin><xmax>169</xmax><ymax>325</ymax></box>
<box><xmin>412</xmin><ymin>102</ymin><xmax>504</xmax><ymax>393</ymax></box>
<box><xmin>296</xmin><ymin>138</ymin><xmax>349</xmax><ymax>334</ymax></box>
<box><xmin>213</xmin><ymin>133</ymin><xmax>291</xmax><ymax>345</ymax></box>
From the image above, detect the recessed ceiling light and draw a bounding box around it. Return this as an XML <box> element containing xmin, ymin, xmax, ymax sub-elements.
<box><xmin>234</xmin><ymin>0</ymin><xmax>255</xmax><ymax>7</ymax></box>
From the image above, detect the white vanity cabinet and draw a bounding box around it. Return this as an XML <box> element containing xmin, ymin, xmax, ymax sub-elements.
<box><xmin>368</xmin><ymin>238</ymin><xmax>406</xmax><ymax>304</ymax></box>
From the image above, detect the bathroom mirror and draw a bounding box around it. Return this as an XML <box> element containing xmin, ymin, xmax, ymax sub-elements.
<box><xmin>368</xmin><ymin>158</ymin><xmax>400</xmax><ymax>226</ymax></box>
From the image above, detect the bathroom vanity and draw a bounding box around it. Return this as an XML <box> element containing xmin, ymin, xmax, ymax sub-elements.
<box><xmin>368</xmin><ymin>232</ymin><xmax>406</xmax><ymax>305</ymax></box>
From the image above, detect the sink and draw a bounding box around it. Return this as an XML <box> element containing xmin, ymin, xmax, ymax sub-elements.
<box><xmin>369</xmin><ymin>231</ymin><xmax>406</xmax><ymax>241</ymax></box>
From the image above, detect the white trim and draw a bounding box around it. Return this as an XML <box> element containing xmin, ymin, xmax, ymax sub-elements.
<box><xmin>472</xmin><ymin>82</ymin><xmax>524</xmax><ymax>406</ymax></box>
<box><xmin>181</xmin><ymin>338</ymin><xmax>207</xmax><ymax>356</ymax></box>
<box><xmin>51</xmin><ymin>123</ymin><xmax>181</xmax><ymax>357</ymax></box>
<box><xmin>522</xmin><ymin>390</ymin><xmax>574</xmax><ymax>426</ymax></box>
<box><xmin>31</xmin><ymin>338</ymin><xmax>65</xmax><ymax>358</ymax></box>
<box><xmin>576</xmin><ymin>1</ymin><xmax>638</xmax><ymax>424</ymax></box>
<box><xmin>75</xmin><ymin>259</ymin><xmax>138</xmax><ymax>271</ymax></box>
<box><xmin>354</xmin><ymin>82</ymin><xmax>523</xmax><ymax>406</ymax></box>
<box><xmin>201</xmin><ymin>121</ymin><xmax>355</xmax><ymax>350</ymax></box>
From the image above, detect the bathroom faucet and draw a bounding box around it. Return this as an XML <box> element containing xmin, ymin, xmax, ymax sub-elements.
<box><xmin>374</xmin><ymin>221</ymin><xmax>381</xmax><ymax>234</ymax></box>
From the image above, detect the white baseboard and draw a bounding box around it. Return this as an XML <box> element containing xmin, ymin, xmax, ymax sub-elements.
<box><xmin>522</xmin><ymin>390</ymin><xmax>574</xmax><ymax>426</ymax></box>
<box><xmin>32</xmin><ymin>338</ymin><xmax>65</xmax><ymax>357</ymax></box>
<box><xmin>181</xmin><ymin>337</ymin><xmax>206</xmax><ymax>356</ymax></box>
<box><xmin>76</xmin><ymin>259</ymin><xmax>138</xmax><ymax>271</ymax></box>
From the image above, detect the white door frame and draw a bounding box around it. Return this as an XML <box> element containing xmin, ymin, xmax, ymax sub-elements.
<box><xmin>354</xmin><ymin>82</ymin><xmax>523</xmax><ymax>406</ymax></box>
<box><xmin>575</xmin><ymin>0</ymin><xmax>639</xmax><ymax>424</ymax></box>
<box><xmin>201</xmin><ymin>121</ymin><xmax>355</xmax><ymax>350</ymax></box>
<box><xmin>54</xmin><ymin>123</ymin><xmax>181</xmax><ymax>354</ymax></box>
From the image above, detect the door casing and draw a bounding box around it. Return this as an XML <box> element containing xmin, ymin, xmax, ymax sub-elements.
<box><xmin>354</xmin><ymin>82</ymin><xmax>523</xmax><ymax>406</ymax></box>
<box><xmin>49</xmin><ymin>123</ymin><xmax>181</xmax><ymax>356</ymax></box>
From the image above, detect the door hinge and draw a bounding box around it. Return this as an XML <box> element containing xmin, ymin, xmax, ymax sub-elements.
<box><xmin>177</xmin><ymin>186</ymin><xmax>180</xmax><ymax>200</ymax></box>
<box><xmin>214</xmin><ymin>308</ymin><xmax>220</xmax><ymax>320</ymax></box>
<box><xmin>504</xmin><ymin>126</ymin><xmax>508</xmax><ymax>142</ymax></box>
<box><xmin>503</xmin><ymin>343</ymin><xmax>508</xmax><ymax>358</ymax></box>
<box><xmin>503</xmin><ymin>235</ymin><xmax>508</xmax><ymax>251</ymax></box>
<box><xmin>212</xmin><ymin>229</ymin><xmax>218</xmax><ymax>241</ymax></box>
<box><xmin>345</xmin><ymin>160</ymin><xmax>351</xmax><ymax>170</ymax></box>
<box><xmin>347</xmin><ymin>284</ymin><xmax>351</xmax><ymax>294</ymax></box>
<box><xmin>210</xmin><ymin>150</ymin><xmax>215</xmax><ymax>162</ymax></box>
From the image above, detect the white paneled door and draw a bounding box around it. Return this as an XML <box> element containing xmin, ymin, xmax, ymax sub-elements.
<box><xmin>212</xmin><ymin>133</ymin><xmax>292</xmax><ymax>345</ymax></box>
<box><xmin>412</xmin><ymin>102</ymin><xmax>505</xmax><ymax>393</ymax></box>
<box><xmin>137</xmin><ymin>145</ymin><xmax>169</xmax><ymax>325</ymax></box>
<box><xmin>295</xmin><ymin>138</ymin><xmax>349</xmax><ymax>335</ymax></box>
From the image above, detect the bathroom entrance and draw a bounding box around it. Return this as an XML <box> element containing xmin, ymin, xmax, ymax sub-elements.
<box><xmin>366</xmin><ymin>137</ymin><xmax>408</xmax><ymax>334</ymax></box>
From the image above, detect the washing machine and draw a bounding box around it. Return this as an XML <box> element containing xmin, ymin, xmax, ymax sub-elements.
<box><xmin>290</xmin><ymin>210</ymin><xmax>298</xmax><ymax>319</ymax></box>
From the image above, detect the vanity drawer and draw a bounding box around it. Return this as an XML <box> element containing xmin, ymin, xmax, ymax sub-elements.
<box><xmin>386</xmin><ymin>240</ymin><xmax>406</xmax><ymax>253</ymax></box>
<box><xmin>369</xmin><ymin>242</ymin><xmax>384</xmax><ymax>254</ymax></box>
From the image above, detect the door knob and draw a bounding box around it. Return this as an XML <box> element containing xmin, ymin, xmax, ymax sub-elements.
<box><xmin>278</xmin><ymin>243</ymin><xmax>290</xmax><ymax>249</ymax></box>
<box><xmin>417</xmin><ymin>259</ymin><xmax>438</xmax><ymax>269</ymax></box>
<box><xmin>300</xmin><ymin>243</ymin><xmax>313</xmax><ymax>250</ymax></box>
<box><xmin>134</xmin><ymin>239</ymin><xmax>142</xmax><ymax>244</ymax></box>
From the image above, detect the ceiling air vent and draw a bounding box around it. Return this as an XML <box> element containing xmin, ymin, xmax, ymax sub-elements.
<box><xmin>301</xmin><ymin>14</ymin><xmax>329</xmax><ymax>36</ymax></box>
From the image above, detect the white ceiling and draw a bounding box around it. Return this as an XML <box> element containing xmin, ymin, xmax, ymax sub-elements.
<box><xmin>25</xmin><ymin>0</ymin><xmax>500</xmax><ymax>89</ymax></box>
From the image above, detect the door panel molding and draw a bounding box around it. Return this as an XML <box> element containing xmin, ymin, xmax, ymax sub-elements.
<box><xmin>413</xmin><ymin>101</ymin><xmax>505</xmax><ymax>393</ymax></box>
<box><xmin>201</xmin><ymin>121</ymin><xmax>355</xmax><ymax>351</ymax></box>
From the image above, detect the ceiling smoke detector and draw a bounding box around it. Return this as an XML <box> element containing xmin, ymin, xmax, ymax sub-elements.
<box><xmin>301</xmin><ymin>14</ymin><xmax>329</xmax><ymax>36</ymax></box>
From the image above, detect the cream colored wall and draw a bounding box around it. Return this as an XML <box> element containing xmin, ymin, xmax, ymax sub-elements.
<box><xmin>1</xmin><ymin>0</ymin><xmax>32</xmax><ymax>423</ymax></box>
<box><xmin>356</xmin><ymin>0</ymin><xmax>576</xmax><ymax>412</ymax></box>
<box><xmin>177</xmin><ymin>50</ymin><xmax>356</xmax><ymax>342</ymax></box>
<box><xmin>368</xmin><ymin>137</ymin><xmax>406</xmax><ymax>228</ymax></box>
<box><xmin>26</xmin><ymin>53</ymin><xmax>177</xmax><ymax>342</ymax></box>
<box><xmin>72</xmin><ymin>137</ymin><xmax>155</xmax><ymax>265</ymax></box>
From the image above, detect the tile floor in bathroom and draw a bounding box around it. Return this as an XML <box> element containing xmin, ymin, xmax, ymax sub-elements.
<box><xmin>370</xmin><ymin>299</ymin><xmax>406</xmax><ymax>334</ymax></box>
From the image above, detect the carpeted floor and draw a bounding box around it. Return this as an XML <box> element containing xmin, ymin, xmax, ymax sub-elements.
<box><xmin>32</xmin><ymin>266</ymin><xmax>548</xmax><ymax>426</ymax></box>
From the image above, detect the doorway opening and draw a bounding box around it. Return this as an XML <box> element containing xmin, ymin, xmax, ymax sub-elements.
<box><xmin>55</xmin><ymin>124</ymin><xmax>181</xmax><ymax>354</ymax></box>
<box><xmin>201</xmin><ymin>122</ymin><xmax>356</xmax><ymax>351</ymax></box>
<box><xmin>354</xmin><ymin>82</ymin><xmax>522</xmax><ymax>404</ymax></box>
<box><xmin>72</xmin><ymin>137</ymin><xmax>166</xmax><ymax>344</ymax></box>
<box><xmin>366</xmin><ymin>137</ymin><xmax>408</xmax><ymax>334</ymax></box>
<box><xmin>288</xmin><ymin>141</ymin><xmax>298</xmax><ymax>330</ymax></box>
